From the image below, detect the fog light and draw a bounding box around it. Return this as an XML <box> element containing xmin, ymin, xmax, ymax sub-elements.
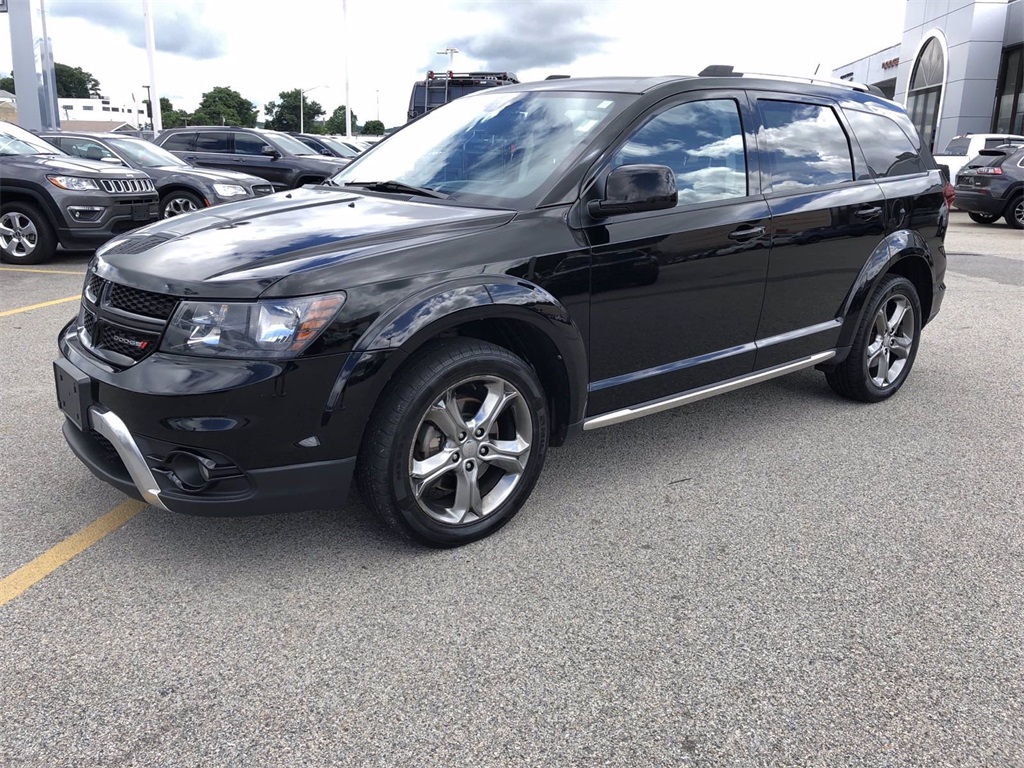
<box><xmin>67</xmin><ymin>205</ymin><xmax>105</xmax><ymax>222</ymax></box>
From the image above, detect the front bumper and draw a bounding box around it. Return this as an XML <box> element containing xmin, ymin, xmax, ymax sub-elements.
<box><xmin>56</xmin><ymin>192</ymin><xmax>160</xmax><ymax>250</ymax></box>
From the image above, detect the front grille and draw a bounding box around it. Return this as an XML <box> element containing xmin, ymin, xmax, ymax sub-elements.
<box><xmin>252</xmin><ymin>185</ymin><xmax>273</xmax><ymax>197</ymax></box>
<box><xmin>108</xmin><ymin>282</ymin><xmax>178</xmax><ymax>319</ymax></box>
<box><xmin>100</xmin><ymin>177</ymin><xmax>155</xmax><ymax>194</ymax></box>
<box><xmin>78</xmin><ymin>270</ymin><xmax>180</xmax><ymax>367</ymax></box>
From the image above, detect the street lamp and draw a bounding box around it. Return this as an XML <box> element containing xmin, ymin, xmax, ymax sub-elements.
<box><xmin>300</xmin><ymin>85</ymin><xmax>325</xmax><ymax>133</ymax></box>
<box><xmin>436</xmin><ymin>47</ymin><xmax>459</xmax><ymax>69</ymax></box>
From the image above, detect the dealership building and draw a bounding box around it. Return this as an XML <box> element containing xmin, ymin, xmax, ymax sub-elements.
<box><xmin>832</xmin><ymin>0</ymin><xmax>1023</xmax><ymax>152</ymax></box>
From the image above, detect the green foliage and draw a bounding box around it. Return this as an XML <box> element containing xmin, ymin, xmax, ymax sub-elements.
<box><xmin>361</xmin><ymin>119</ymin><xmax>385</xmax><ymax>136</ymax></box>
<box><xmin>264</xmin><ymin>89</ymin><xmax>326</xmax><ymax>132</ymax></box>
<box><xmin>325</xmin><ymin>105</ymin><xmax>359</xmax><ymax>135</ymax></box>
<box><xmin>190</xmin><ymin>86</ymin><xmax>257</xmax><ymax>127</ymax></box>
<box><xmin>0</xmin><ymin>63</ymin><xmax>101</xmax><ymax>98</ymax></box>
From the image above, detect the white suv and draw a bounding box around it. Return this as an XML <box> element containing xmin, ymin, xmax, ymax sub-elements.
<box><xmin>934</xmin><ymin>132</ymin><xmax>1024</xmax><ymax>180</ymax></box>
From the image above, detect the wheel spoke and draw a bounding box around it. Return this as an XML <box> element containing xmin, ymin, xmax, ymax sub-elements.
<box><xmin>890</xmin><ymin>335</ymin><xmax>913</xmax><ymax>359</ymax></box>
<box><xmin>887</xmin><ymin>297</ymin><xmax>909</xmax><ymax>334</ymax></box>
<box><xmin>410</xmin><ymin>449</ymin><xmax>458</xmax><ymax>498</ymax></box>
<box><xmin>872</xmin><ymin>348</ymin><xmax>891</xmax><ymax>385</ymax></box>
<box><xmin>866</xmin><ymin>339</ymin><xmax>884</xmax><ymax>366</ymax></box>
<box><xmin>873</xmin><ymin>310</ymin><xmax>887</xmax><ymax>338</ymax></box>
<box><xmin>426</xmin><ymin>391</ymin><xmax>467</xmax><ymax>441</ymax></box>
<box><xmin>451</xmin><ymin>465</ymin><xmax>482</xmax><ymax>522</ymax></box>
<box><xmin>481</xmin><ymin>437</ymin><xmax>529</xmax><ymax>475</ymax></box>
<box><xmin>0</xmin><ymin>221</ymin><xmax>14</xmax><ymax>238</ymax></box>
<box><xmin>468</xmin><ymin>379</ymin><xmax>518</xmax><ymax>434</ymax></box>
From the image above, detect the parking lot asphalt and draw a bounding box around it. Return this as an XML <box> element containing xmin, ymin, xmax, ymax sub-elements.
<box><xmin>0</xmin><ymin>213</ymin><xmax>1021</xmax><ymax>766</ymax></box>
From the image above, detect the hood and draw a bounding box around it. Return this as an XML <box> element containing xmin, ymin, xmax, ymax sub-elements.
<box><xmin>94</xmin><ymin>186</ymin><xmax>515</xmax><ymax>298</ymax></box>
<box><xmin>151</xmin><ymin>165</ymin><xmax>268</xmax><ymax>185</ymax></box>
<box><xmin>2</xmin><ymin>153</ymin><xmax>151</xmax><ymax>177</ymax></box>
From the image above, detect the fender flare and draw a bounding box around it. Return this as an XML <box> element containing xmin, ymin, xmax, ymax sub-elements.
<box><xmin>325</xmin><ymin>276</ymin><xmax>589</xmax><ymax>427</ymax></box>
<box><xmin>836</xmin><ymin>229</ymin><xmax>937</xmax><ymax>350</ymax></box>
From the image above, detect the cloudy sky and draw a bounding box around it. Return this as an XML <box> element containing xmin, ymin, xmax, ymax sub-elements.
<box><xmin>0</xmin><ymin>0</ymin><xmax>908</xmax><ymax>129</ymax></box>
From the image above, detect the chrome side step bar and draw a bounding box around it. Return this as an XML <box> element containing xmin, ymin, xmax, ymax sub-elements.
<box><xmin>583</xmin><ymin>351</ymin><xmax>836</xmax><ymax>431</ymax></box>
<box><xmin>90</xmin><ymin>407</ymin><xmax>169</xmax><ymax>511</ymax></box>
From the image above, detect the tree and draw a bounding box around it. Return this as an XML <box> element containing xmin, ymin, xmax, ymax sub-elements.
<box><xmin>361</xmin><ymin>119</ymin><xmax>385</xmax><ymax>136</ymax></box>
<box><xmin>264</xmin><ymin>89</ymin><xmax>325</xmax><ymax>133</ymax></box>
<box><xmin>325</xmin><ymin>105</ymin><xmax>359</xmax><ymax>135</ymax></box>
<box><xmin>0</xmin><ymin>63</ymin><xmax>101</xmax><ymax>98</ymax></box>
<box><xmin>190</xmin><ymin>86</ymin><xmax>257</xmax><ymax>127</ymax></box>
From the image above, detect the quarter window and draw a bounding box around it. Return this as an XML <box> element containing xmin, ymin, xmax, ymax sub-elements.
<box><xmin>845</xmin><ymin>110</ymin><xmax>926</xmax><ymax>178</ymax></box>
<box><xmin>758</xmin><ymin>101</ymin><xmax>853</xmax><ymax>191</ymax></box>
<box><xmin>612</xmin><ymin>99</ymin><xmax>747</xmax><ymax>205</ymax></box>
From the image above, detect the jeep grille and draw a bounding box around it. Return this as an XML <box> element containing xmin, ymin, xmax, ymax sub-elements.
<box><xmin>100</xmin><ymin>177</ymin><xmax>155</xmax><ymax>194</ymax></box>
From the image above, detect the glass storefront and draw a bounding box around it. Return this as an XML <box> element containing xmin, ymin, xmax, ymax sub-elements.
<box><xmin>907</xmin><ymin>38</ymin><xmax>944</xmax><ymax>152</ymax></box>
<box><xmin>994</xmin><ymin>45</ymin><xmax>1023</xmax><ymax>133</ymax></box>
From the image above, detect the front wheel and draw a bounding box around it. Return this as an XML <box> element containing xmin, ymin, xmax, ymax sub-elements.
<box><xmin>160</xmin><ymin>190</ymin><xmax>204</xmax><ymax>218</ymax></box>
<box><xmin>0</xmin><ymin>203</ymin><xmax>57</xmax><ymax>265</ymax></box>
<box><xmin>358</xmin><ymin>338</ymin><xmax>549</xmax><ymax>547</ymax></box>
<box><xmin>825</xmin><ymin>275</ymin><xmax>922</xmax><ymax>403</ymax></box>
<box><xmin>968</xmin><ymin>211</ymin><xmax>999</xmax><ymax>224</ymax></box>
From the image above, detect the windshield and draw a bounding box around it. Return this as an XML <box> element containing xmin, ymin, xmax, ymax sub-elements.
<box><xmin>0</xmin><ymin>122</ymin><xmax>64</xmax><ymax>156</ymax></box>
<box><xmin>330</xmin><ymin>90</ymin><xmax>628</xmax><ymax>207</ymax></box>
<box><xmin>106</xmin><ymin>137</ymin><xmax>186</xmax><ymax>167</ymax></box>
<box><xmin>941</xmin><ymin>137</ymin><xmax>972</xmax><ymax>156</ymax></box>
<box><xmin>267</xmin><ymin>131</ymin><xmax>323</xmax><ymax>156</ymax></box>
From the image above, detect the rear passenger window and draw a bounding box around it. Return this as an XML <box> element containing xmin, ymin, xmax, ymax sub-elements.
<box><xmin>160</xmin><ymin>133</ymin><xmax>195</xmax><ymax>152</ymax></box>
<box><xmin>845</xmin><ymin>110</ymin><xmax>927</xmax><ymax>178</ymax></box>
<box><xmin>194</xmin><ymin>132</ymin><xmax>230</xmax><ymax>152</ymax></box>
<box><xmin>758</xmin><ymin>101</ymin><xmax>853</xmax><ymax>191</ymax></box>
<box><xmin>613</xmin><ymin>99</ymin><xmax>747</xmax><ymax>205</ymax></box>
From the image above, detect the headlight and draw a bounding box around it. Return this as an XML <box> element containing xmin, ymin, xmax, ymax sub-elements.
<box><xmin>47</xmin><ymin>175</ymin><xmax>100</xmax><ymax>191</ymax></box>
<box><xmin>161</xmin><ymin>293</ymin><xmax>346</xmax><ymax>359</ymax></box>
<box><xmin>212</xmin><ymin>183</ymin><xmax>248</xmax><ymax>198</ymax></box>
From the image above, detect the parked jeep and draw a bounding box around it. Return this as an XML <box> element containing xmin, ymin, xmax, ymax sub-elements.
<box><xmin>55</xmin><ymin>70</ymin><xmax>948</xmax><ymax>546</ymax></box>
<box><xmin>0</xmin><ymin>121</ymin><xmax>158</xmax><ymax>264</ymax></box>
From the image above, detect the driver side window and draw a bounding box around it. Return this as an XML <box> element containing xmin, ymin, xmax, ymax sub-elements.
<box><xmin>613</xmin><ymin>99</ymin><xmax>748</xmax><ymax>205</ymax></box>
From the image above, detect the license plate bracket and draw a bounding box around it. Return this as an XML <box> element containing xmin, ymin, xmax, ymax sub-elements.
<box><xmin>131</xmin><ymin>203</ymin><xmax>151</xmax><ymax>222</ymax></box>
<box><xmin>53</xmin><ymin>359</ymin><xmax>93</xmax><ymax>431</ymax></box>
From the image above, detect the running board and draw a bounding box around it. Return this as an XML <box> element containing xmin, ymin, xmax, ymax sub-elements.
<box><xmin>583</xmin><ymin>351</ymin><xmax>836</xmax><ymax>431</ymax></box>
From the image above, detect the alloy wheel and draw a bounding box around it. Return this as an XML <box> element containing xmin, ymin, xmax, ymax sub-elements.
<box><xmin>163</xmin><ymin>196</ymin><xmax>200</xmax><ymax>217</ymax></box>
<box><xmin>409</xmin><ymin>375</ymin><xmax>533</xmax><ymax>525</ymax></box>
<box><xmin>0</xmin><ymin>212</ymin><xmax>38</xmax><ymax>259</ymax></box>
<box><xmin>866</xmin><ymin>293</ymin><xmax>915</xmax><ymax>389</ymax></box>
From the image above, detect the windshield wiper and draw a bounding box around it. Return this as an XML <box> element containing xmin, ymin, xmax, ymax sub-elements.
<box><xmin>343</xmin><ymin>180</ymin><xmax>449</xmax><ymax>199</ymax></box>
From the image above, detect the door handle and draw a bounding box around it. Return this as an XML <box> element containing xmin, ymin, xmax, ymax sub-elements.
<box><xmin>727</xmin><ymin>225</ymin><xmax>766</xmax><ymax>241</ymax></box>
<box><xmin>854</xmin><ymin>206</ymin><xmax>882</xmax><ymax>219</ymax></box>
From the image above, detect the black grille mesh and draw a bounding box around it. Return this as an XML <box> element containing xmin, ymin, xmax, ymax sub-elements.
<box><xmin>108</xmin><ymin>283</ymin><xmax>178</xmax><ymax>320</ymax></box>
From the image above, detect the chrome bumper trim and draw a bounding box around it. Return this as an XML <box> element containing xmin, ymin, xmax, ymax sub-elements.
<box><xmin>89</xmin><ymin>407</ymin><xmax>169</xmax><ymax>511</ymax></box>
<box><xmin>583</xmin><ymin>351</ymin><xmax>837</xmax><ymax>431</ymax></box>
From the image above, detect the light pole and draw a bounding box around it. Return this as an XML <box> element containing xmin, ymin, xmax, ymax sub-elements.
<box><xmin>436</xmin><ymin>47</ymin><xmax>459</xmax><ymax>70</ymax></box>
<box><xmin>300</xmin><ymin>85</ymin><xmax>325</xmax><ymax>134</ymax></box>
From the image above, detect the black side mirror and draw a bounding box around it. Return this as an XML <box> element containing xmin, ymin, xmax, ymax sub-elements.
<box><xmin>262</xmin><ymin>146</ymin><xmax>280</xmax><ymax>159</ymax></box>
<box><xmin>321</xmin><ymin>149</ymin><xmax>332</xmax><ymax>156</ymax></box>
<box><xmin>588</xmin><ymin>164</ymin><xmax>677</xmax><ymax>219</ymax></box>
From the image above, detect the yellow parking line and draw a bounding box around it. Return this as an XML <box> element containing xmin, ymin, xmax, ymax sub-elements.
<box><xmin>0</xmin><ymin>267</ymin><xmax>86</xmax><ymax>275</ymax></box>
<box><xmin>0</xmin><ymin>500</ymin><xmax>146</xmax><ymax>607</ymax></box>
<box><xmin>0</xmin><ymin>295</ymin><xmax>80</xmax><ymax>317</ymax></box>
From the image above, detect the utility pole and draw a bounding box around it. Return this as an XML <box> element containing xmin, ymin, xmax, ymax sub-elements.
<box><xmin>343</xmin><ymin>0</ymin><xmax>352</xmax><ymax>137</ymax></box>
<box><xmin>436</xmin><ymin>47</ymin><xmax>459</xmax><ymax>70</ymax></box>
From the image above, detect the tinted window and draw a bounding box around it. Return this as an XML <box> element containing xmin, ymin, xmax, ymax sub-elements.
<box><xmin>845</xmin><ymin>110</ymin><xmax>927</xmax><ymax>178</ymax></box>
<box><xmin>613</xmin><ymin>99</ymin><xmax>747</xmax><ymax>205</ymax></box>
<box><xmin>235</xmin><ymin>134</ymin><xmax>271</xmax><ymax>155</ymax></box>
<box><xmin>758</xmin><ymin>101</ymin><xmax>853</xmax><ymax>191</ymax></box>
<box><xmin>161</xmin><ymin>132</ymin><xmax>195</xmax><ymax>151</ymax></box>
<box><xmin>194</xmin><ymin>132</ymin><xmax>230</xmax><ymax>152</ymax></box>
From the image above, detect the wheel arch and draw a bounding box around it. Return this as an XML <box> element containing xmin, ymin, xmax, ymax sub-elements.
<box><xmin>330</xmin><ymin>278</ymin><xmax>588</xmax><ymax>448</ymax></box>
<box><xmin>158</xmin><ymin>184</ymin><xmax>207</xmax><ymax>205</ymax></box>
<box><xmin>0</xmin><ymin>186</ymin><xmax>63</xmax><ymax>232</ymax></box>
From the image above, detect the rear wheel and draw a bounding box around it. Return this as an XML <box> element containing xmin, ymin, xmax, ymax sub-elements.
<box><xmin>968</xmin><ymin>211</ymin><xmax>999</xmax><ymax>224</ymax></box>
<box><xmin>1006</xmin><ymin>194</ymin><xmax>1024</xmax><ymax>229</ymax></box>
<box><xmin>825</xmin><ymin>275</ymin><xmax>921</xmax><ymax>403</ymax></box>
<box><xmin>358</xmin><ymin>338</ymin><xmax>549</xmax><ymax>547</ymax></box>
<box><xmin>0</xmin><ymin>203</ymin><xmax>56</xmax><ymax>265</ymax></box>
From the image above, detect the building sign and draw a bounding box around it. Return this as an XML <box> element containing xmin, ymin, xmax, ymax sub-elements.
<box><xmin>882</xmin><ymin>57</ymin><xmax>900</xmax><ymax>70</ymax></box>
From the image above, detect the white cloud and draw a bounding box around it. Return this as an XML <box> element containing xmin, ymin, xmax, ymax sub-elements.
<box><xmin>0</xmin><ymin>0</ymin><xmax>907</xmax><ymax>129</ymax></box>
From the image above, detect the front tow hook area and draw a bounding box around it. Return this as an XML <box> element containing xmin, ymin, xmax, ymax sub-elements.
<box><xmin>89</xmin><ymin>407</ymin><xmax>170</xmax><ymax>512</ymax></box>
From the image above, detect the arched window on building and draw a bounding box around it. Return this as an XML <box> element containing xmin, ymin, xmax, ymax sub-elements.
<box><xmin>907</xmin><ymin>37</ymin><xmax>944</xmax><ymax>152</ymax></box>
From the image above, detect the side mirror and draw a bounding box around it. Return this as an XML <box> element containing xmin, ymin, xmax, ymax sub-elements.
<box><xmin>262</xmin><ymin>146</ymin><xmax>281</xmax><ymax>159</ymax></box>
<box><xmin>321</xmin><ymin>149</ymin><xmax>332</xmax><ymax>156</ymax></box>
<box><xmin>587</xmin><ymin>164</ymin><xmax>677</xmax><ymax>219</ymax></box>
<box><xmin>101</xmin><ymin>156</ymin><xmax>126</xmax><ymax>166</ymax></box>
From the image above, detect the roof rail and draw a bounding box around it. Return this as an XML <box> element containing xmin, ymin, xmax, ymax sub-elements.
<box><xmin>697</xmin><ymin>64</ymin><xmax>884</xmax><ymax>97</ymax></box>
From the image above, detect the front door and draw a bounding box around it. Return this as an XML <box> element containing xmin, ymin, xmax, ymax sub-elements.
<box><xmin>583</xmin><ymin>93</ymin><xmax>771</xmax><ymax>415</ymax></box>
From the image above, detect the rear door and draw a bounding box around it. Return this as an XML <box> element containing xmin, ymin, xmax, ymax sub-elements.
<box><xmin>185</xmin><ymin>131</ymin><xmax>234</xmax><ymax>173</ymax></box>
<box><xmin>749</xmin><ymin>93</ymin><xmax>888</xmax><ymax>369</ymax></box>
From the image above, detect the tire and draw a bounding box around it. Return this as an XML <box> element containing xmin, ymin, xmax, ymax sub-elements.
<box><xmin>1005</xmin><ymin>195</ymin><xmax>1024</xmax><ymax>229</ymax></box>
<box><xmin>358</xmin><ymin>338</ymin><xmax>549</xmax><ymax>547</ymax></box>
<box><xmin>825</xmin><ymin>274</ymin><xmax>922</xmax><ymax>403</ymax></box>
<box><xmin>0</xmin><ymin>202</ymin><xmax>57</xmax><ymax>265</ymax></box>
<box><xmin>160</xmin><ymin>190</ymin><xmax>204</xmax><ymax>218</ymax></box>
<box><xmin>968</xmin><ymin>211</ymin><xmax>999</xmax><ymax>224</ymax></box>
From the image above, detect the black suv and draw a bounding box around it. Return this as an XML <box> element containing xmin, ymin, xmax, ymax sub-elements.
<box><xmin>153</xmin><ymin>126</ymin><xmax>349</xmax><ymax>192</ymax></box>
<box><xmin>0</xmin><ymin>121</ymin><xmax>158</xmax><ymax>264</ymax></box>
<box><xmin>55</xmin><ymin>71</ymin><xmax>949</xmax><ymax>546</ymax></box>
<box><xmin>953</xmin><ymin>145</ymin><xmax>1024</xmax><ymax>229</ymax></box>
